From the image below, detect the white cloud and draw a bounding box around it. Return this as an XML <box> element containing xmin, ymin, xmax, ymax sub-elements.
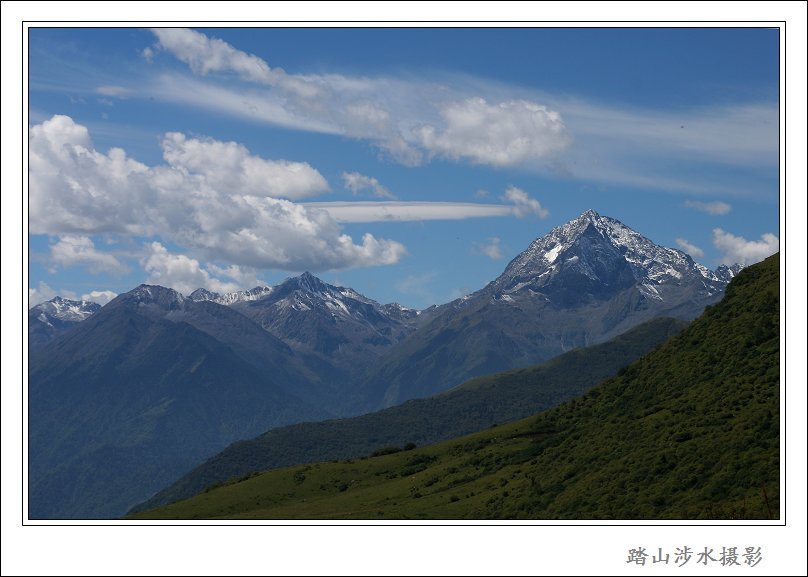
<box><xmin>81</xmin><ymin>290</ymin><xmax>118</xmax><ymax>306</ymax></box>
<box><xmin>302</xmin><ymin>190</ymin><xmax>549</xmax><ymax>223</ymax></box>
<box><xmin>675</xmin><ymin>238</ymin><xmax>705</xmax><ymax>259</ymax></box>
<box><xmin>476</xmin><ymin>237</ymin><xmax>503</xmax><ymax>260</ymax></box>
<box><xmin>151</xmin><ymin>28</ymin><xmax>280</xmax><ymax>85</ymax></box>
<box><xmin>341</xmin><ymin>171</ymin><xmax>396</xmax><ymax>199</ymax></box>
<box><xmin>685</xmin><ymin>200</ymin><xmax>732</xmax><ymax>215</ymax></box>
<box><xmin>161</xmin><ymin>132</ymin><xmax>330</xmax><ymax>200</ymax></box>
<box><xmin>29</xmin><ymin>281</ymin><xmax>59</xmax><ymax>308</ymax></box>
<box><xmin>146</xmin><ymin>29</ymin><xmax>777</xmax><ymax>196</ymax></box>
<box><xmin>345</xmin><ymin>102</ymin><xmax>391</xmax><ymax>132</ymax></box>
<box><xmin>712</xmin><ymin>228</ymin><xmax>779</xmax><ymax>265</ymax></box>
<box><xmin>502</xmin><ymin>186</ymin><xmax>549</xmax><ymax>219</ymax></box>
<box><xmin>414</xmin><ymin>98</ymin><xmax>571</xmax><ymax>167</ymax></box>
<box><xmin>29</xmin><ymin>115</ymin><xmax>404</xmax><ymax>273</ymax></box>
<box><xmin>149</xmin><ymin>29</ymin><xmax>570</xmax><ymax>169</ymax></box>
<box><xmin>141</xmin><ymin>242</ymin><xmax>242</xmax><ymax>296</ymax></box>
<box><xmin>30</xmin><ymin>282</ymin><xmax>115</xmax><ymax>308</ymax></box>
<box><xmin>301</xmin><ymin>201</ymin><xmax>515</xmax><ymax>223</ymax></box>
<box><xmin>29</xmin><ymin>115</ymin><xmax>150</xmax><ymax>235</ymax></box>
<box><xmin>49</xmin><ymin>235</ymin><xmax>129</xmax><ymax>275</ymax></box>
<box><xmin>206</xmin><ymin>264</ymin><xmax>265</xmax><ymax>289</ymax></box>
<box><xmin>152</xmin><ymin>74</ymin><xmax>341</xmax><ymax>135</ymax></box>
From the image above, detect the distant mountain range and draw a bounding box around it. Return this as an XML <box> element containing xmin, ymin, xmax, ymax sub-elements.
<box><xmin>129</xmin><ymin>252</ymin><xmax>779</xmax><ymax>521</ymax></box>
<box><xmin>28</xmin><ymin>209</ymin><xmax>744</xmax><ymax>518</ymax></box>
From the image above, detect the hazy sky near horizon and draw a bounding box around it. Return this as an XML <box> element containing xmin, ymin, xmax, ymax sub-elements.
<box><xmin>28</xmin><ymin>26</ymin><xmax>780</xmax><ymax>308</ymax></box>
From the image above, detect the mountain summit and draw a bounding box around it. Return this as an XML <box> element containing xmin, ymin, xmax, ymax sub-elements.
<box><xmin>28</xmin><ymin>296</ymin><xmax>102</xmax><ymax>350</ymax></box>
<box><xmin>494</xmin><ymin>209</ymin><xmax>732</xmax><ymax>307</ymax></box>
<box><xmin>360</xmin><ymin>209</ymin><xmax>741</xmax><ymax>408</ymax></box>
<box><xmin>226</xmin><ymin>273</ymin><xmax>418</xmax><ymax>387</ymax></box>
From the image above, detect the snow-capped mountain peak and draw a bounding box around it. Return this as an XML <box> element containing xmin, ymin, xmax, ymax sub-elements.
<box><xmin>270</xmin><ymin>273</ymin><xmax>377</xmax><ymax>316</ymax></box>
<box><xmin>202</xmin><ymin>286</ymin><xmax>274</xmax><ymax>305</ymax></box>
<box><xmin>714</xmin><ymin>263</ymin><xmax>745</xmax><ymax>283</ymax></box>
<box><xmin>31</xmin><ymin>296</ymin><xmax>101</xmax><ymax>322</ymax></box>
<box><xmin>116</xmin><ymin>285</ymin><xmax>187</xmax><ymax>310</ymax></box>
<box><xmin>188</xmin><ymin>288</ymin><xmax>219</xmax><ymax>302</ymax></box>
<box><xmin>28</xmin><ymin>296</ymin><xmax>103</xmax><ymax>350</ymax></box>
<box><xmin>493</xmin><ymin>209</ymin><xmax>738</xmax><ymax>306</ymax></box>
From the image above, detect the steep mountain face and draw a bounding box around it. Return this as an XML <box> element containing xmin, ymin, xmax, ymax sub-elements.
<box><xmin>360</xmin><ymin>210</ymin><xmax>739</xmax><ymax>409</ymax></box>
<box><xmin>28</xmin><ymin>285</ymin><xmax>329</xmax><ymax>519</ymax></box>
<box><xmin>129</xmin><ymin>317</ymin><xmax>687</xmax><ymax>514</ymax></box>
<box><xmin>28</xmin><ymin>297</ymin><xmax>101</xmax><ymax>350</ymax></box>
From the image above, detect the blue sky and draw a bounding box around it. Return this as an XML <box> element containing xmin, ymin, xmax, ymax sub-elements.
<box><xmin>28</xmin><ymin>27</ymin><xmax>780</xmax><ymax>309</ymax></box>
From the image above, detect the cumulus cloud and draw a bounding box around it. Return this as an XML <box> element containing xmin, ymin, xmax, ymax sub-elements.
<box><xmin>341</xmin><ymin>171</ymin><xmax>396</xmax><ymax>199</ymax></box>
<box><xmin>675</xmin><ymin>237</ymin><xmax>705</xmax><ymax>259</ymax></box>
<box><xmin>414</xmin><ymin>98</ymin><xmax>571</xmax><ymax>167</ymax></box>
<box><xmin>502</xmin><ymin>186</ymin><xmax>549</xmax><ymax>219</ymax></box>
<box><xmin>712</xmin><ymin>228</ymin><xmax>779</xmax><ymax>265</ymax></box>
<box><xmin>29</xmin><ymin>115</ymin><xmax>404</xmax><ymax>272</ymax></box>
<box><xmin>29</xmin><ymin>115</ymin><xmax>150</xmax><ymax>235</ymax></box>
<box><xmin>29</xmin><ymin>281</ymin><xmax>59</xmax><ymax>307</ymax></box>
<box><xmin>161</xmin><ymin>132</ymin><xmax>329</xmax><ymax>200</ymax></box>
<box><xmin>30</xmin><ymin>282</ymin><xmax>116</xmax><ymax>308</ymax></box>
<box><xmin>476</xmin><ymin>237</ymin><xmax>503</xmax><ymax>260</ymax></box>
<box><xmin>685</xmin><ymin>200</ymin><xmax>732</xmax><ymax>215</ymax></box>
<box><xmin>49</xmin><ymin>235</ymin><xmax>129</xmax><ymax>275</ymax></box>
<box><xmin>142</xmin><ymin>242</ymin><xmax>242</xmax><ymax>296</ymax></box>
<box><xmin>81</xmin><ymin>290</ymin><xmax>118</xmax><ymax>306</ymax></box>
<box><xmin>206</xmin><ymin>263</ymin><xmax>265</xmax><ymax>289</ymax></box>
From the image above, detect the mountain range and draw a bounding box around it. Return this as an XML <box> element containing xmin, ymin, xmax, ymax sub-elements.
<box><xmin>28</xmin><ymin>209</ymin><xmax>743</xmax><ymax>518</ymax></box>
<box><xmin>129</xmin><ymin>316</ymin><xmax>687</xmax><ymax>514</ymax></box>
<box><xmin>355</xmin><ymin>209</ymin><xmax>740</xmax><ymax>408</ymax></box>
<box><xmin>129</xmin><ymin>252</ymin><xmax>779</xmax><ymax>520</ymax></box>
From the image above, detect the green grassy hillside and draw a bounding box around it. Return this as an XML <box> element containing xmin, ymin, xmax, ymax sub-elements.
<box><xmin>130</xmin><ymin>316</ymin><xmax>686</xmax><ymax>513</ymax></box>
<box><xmin>130</xmin><ymin>253</ymin><xmax>779</xmax><ymax>520</ymax></box>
